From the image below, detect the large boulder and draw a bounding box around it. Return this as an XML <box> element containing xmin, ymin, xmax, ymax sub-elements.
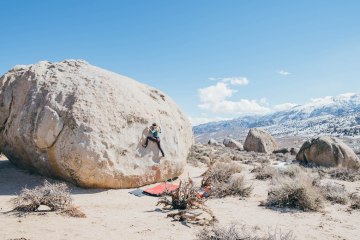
<box><xmin>0</xmin><ymin>60</ymin><xmax>193</xmax><ymax>188</ymax></box>
<box><xmin>296</xmin><ymin>136</ymin><xmax>360</xmax><ymax>169</ymax></box>
<box><xmin>223</xmin><ymin>138</ymin><xmax>243</xmax><ymax>150</ymax></box>
<box><xmin>243</xmin><ymin>128</ymin><xmax>277</xmax><ymax>153</ymax></box>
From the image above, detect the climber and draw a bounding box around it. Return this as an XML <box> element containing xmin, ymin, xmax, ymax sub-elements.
<box><xmin>142</xmin><ymin>123</ymin><xmax>165</xmax><ymax>157</ymax></box>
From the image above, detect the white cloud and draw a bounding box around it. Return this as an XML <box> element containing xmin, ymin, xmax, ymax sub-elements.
<box><xmin>277</xmin><ymin>70</ymin><xmax>290</xmax><ymax>76</ymax></box>
<box><xmin>198</xmin><ymin>82</ymin><xmax>235</xmax><ymax>103</ymax></box>
<box><xmin>259</xmin><ymin>97</ymin><xmax>269</xmax><ymax>105</ymax></box>
<box><xmin>222</xmin><ymin>77</ymin><xmax>249</xmax><ymax>85</ymax></box>
<box><xmin>208</xmin><ymin>76</ymin><xmax>249</xmax><ymax>85</ymax></box>
<box><xmin>273</xmin><ymin>103</ymin><xmax>298</xmax><ymax>111</ymax></box>
<box><xmin>198</xmin><ymin>99</ymin><xmax>272</xmax><ymax>115</ymax></box>
<box><xmin>197</xmin><ymin>82</ymin><xmax>271</xmax><ymax>115</ymax></box>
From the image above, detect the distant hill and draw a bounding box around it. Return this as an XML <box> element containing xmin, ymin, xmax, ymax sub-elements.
<box><xmin>193</xmin><ymin>93</ymin><xmax>360</xmax><ymax>143</ymax></box>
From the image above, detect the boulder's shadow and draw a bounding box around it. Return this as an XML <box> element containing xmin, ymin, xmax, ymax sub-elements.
<box><xmin>136</xmin><ymin>127</ymin><xmax>162</xmax><ymax>163</ymax></box>
<box><xmin>0</xmin><ymin>158</ymin><xmax>105</xmax><ymax>196</ymax></box>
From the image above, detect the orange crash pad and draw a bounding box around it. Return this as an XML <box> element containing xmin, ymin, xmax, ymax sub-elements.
<box><xmin>143</xmin><ymin>182</ymin><xmax>179</xmax><ymax>196</ymax></box>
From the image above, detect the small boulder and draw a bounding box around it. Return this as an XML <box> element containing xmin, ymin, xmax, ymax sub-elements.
<box><xmin>223</xmin><ymin>138</ymin><xmax>243</xmax><ymax>150</ymax></box>
<box><xmin>208</xmin><ymin>138</ymin><xmax>219</xmax><ymax>146</ymax></box>
<box><xmin>290</xmin><ymin>147</ymin><xmax>299</xmax><ymax>156</ymax></box>
<box><xmin>296</xmin><ymin>136</ymin><xmax>360</xmax><ymax>169</ymax></box>
<box><xmin>244</xmin><ymin>128</ymin><xmax>278</xmax><ymax>153</ymax></box>
<box><xmin>273</xmin><ymin>148</ymin><xmax>289</xmax><ymax>154</ymax></box>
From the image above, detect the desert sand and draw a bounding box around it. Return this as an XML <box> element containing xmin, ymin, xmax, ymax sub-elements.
<box><xmin>1</xmin><ymin>148</ymin><xmax>360</xmax><ymax>240</ymax></box>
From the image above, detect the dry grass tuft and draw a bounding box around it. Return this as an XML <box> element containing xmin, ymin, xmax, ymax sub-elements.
<box><xmin>201</xmin><ymin>162</ymin><xmax>242</xmax><ymax>187</ymax></box>
<box><xmin>315</xmin><ymin>181</ymin><xmax>348</xmax><ymax>204</ymax></box>
<box><xmin>196</xmin><ymin>223</ymin><xmax>295</xmax><ymax>240</ymax></box>
<box><xmin>350</xmin><ymin>193</ymin><xmax>360</xmax><ymax>209</ymax></box>
<box><xmin>327</xmin><ymin>168</ymin><xmax>360</xmax><ymax>182</ymax></box>
<box><xmin>11</xmin><ymin>180</ymin><xmax>85</xmax><ymax>218</ymax></box>
<box><xmin>60</xmin><ymin>206</ymin><xmax>86</xmax><ymax>218</ymax></box>
<box><xmin>252</xmin><ymin>164</ymin><xmax>276</xmax><ymax>180</ymax></box>
<box><xmin>253</xmin><ymin>165</ymin><xmax>304</xmax><ymax>181</ymax></box>
<box><xmin>265</xmin><ymin>173</ymin><xmax>324</xmax><ymax>211</ymax></box>
<box><xmin>212</xmin><ymin>174</ymin><xmax>253</xmax><ymax>198</ymax></box>
<box><xmin>201</xmin><ymin>162</ymin><xmax>252</xmax><ymax>198</ymax></box>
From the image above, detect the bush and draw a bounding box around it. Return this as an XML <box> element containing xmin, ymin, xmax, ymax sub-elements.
<box><xmin>157</xmin><ymin>179</ymin><xmax>215</xmax><ymax>225</ymax></box>
<box><xmin>327</xmin><ymin>168</ymin><xmax>360</xmax><ymax>182</ymax></box>
<box><xmin>253</xmin><ymin>165</ymin><xmax>304</xmax><ymax>181</ymax></box>
<box><xmin>12</xmin><ymin>180</ymin><xmax>72</xmax><ymax>211</ymax></box>
<box><xmin>201</xmin><ymin>162</ymin><xmax>242</xmax><ymax>187</ymax></box>
<box><xmin>196</xmin><ymin>224</ymin><xmax>295</xmax><ymax>240</ymax></box>
<box><xmin>252</xmin><ymin>165</ymin><xmax>276</xmax><ymax>180</ymax></box>
<box><xmin>277</xmin><ymin>165</ymin><xmax>303</xmax><ymax>178</ymax></box>
<box><xmin>158</xmin><ymin>179</ymin><xmax>202</xmax><ymax>210</ymax></box>
<box><xmin>212</xmin><ymin>174</ymin><xmax>253</xmax><ymax>198</ymax></box>
<box><xmin>350</xmin><ymin>193</ymin><xmax>360</xmax><ymax>209</ymax></box>
<box><xmin>201</xmin><ymin>162</ymin><xmax>252</xmax><ymax>198</ymax></box>
<box><xmin>315</xmin><ymin>181</ymin><xmax>348</xmax><ymax>204</ymax></box>
<box><xmin>265</xmin><ymin>173</ymin><xmax>324</xmax><ymax>211</ymax></box>
<box><xmin>11</xmin><ymin>180</ymin><xmax>85</xmax><ymax>218</ymax></box>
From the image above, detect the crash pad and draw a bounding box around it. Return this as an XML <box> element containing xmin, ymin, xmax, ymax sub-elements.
<box><xmin>143</xmin><ymin>182</ymin><xmax>179</xmax><ymax>196</ymax></box>
<box><xmin>129</xmin><ymin>189</ymin><xmax>146</xmax><ymax>197</ymax></box>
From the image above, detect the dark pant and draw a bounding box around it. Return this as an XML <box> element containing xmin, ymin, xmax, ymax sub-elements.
<box><xmin>145</xmin><ymin>136</ymin><xmax>165</xmax><ymax>156</ymax></box>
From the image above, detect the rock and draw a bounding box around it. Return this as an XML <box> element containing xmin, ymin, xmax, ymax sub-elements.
<box><xmin>296</xmin><ymin>136</ymin><xmax>360</xmax><ymax>169</ymax></box>
<box><xmin>290</xmin><ymin>147</ymin><xmax>299</xmax><ymax>156</ymax></box>
<box><xmin>243</xmin><ymin>128</ymin><xmax>278</xmax><ymax>153</ymax></box>
<box><xmin>0</xmin><ymin>60</ymin><xmax>193</xmax><ymax>188</ymax></box>
<box><xmin>223</xmin><ymin>138</ymin><xmax>243</xmax><ymax>150</ymax></box>
<box><xmin>273</xmin><ymin>148</ymin><xmax>289</xmax><ymax>154</ymax></box>
<box><xmin>208</xmin><ymin>138</ymin><xmax>219</xmax><ymax>146</ymax></box>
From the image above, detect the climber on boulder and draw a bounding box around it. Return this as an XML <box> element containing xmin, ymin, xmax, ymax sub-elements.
<box><xmin>143</xmin><ymin>123</ymin><xmax>165</xmax><ymax>157</ymax></box>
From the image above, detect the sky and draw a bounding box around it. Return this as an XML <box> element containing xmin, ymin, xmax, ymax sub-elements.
<box><xmin>1</xmin><ymin>1</ymin><xmax>360</xmax><ymax>125</ymax></box>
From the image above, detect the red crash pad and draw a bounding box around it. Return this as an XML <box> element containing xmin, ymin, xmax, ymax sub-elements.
<box><xmin>143</xmin><ymin>182</ymin><xmax>179</xmax><ymax>196</ymax></box>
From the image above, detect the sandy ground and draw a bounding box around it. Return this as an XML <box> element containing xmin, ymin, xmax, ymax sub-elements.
<box><xmin>1</xmin><ymin>153</ymin><xmax>360</xmax><ymax>240</ymax></box>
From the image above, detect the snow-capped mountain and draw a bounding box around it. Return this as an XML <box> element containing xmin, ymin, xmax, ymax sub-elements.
<box><xmin>193</xmin><ymin>93</ymin><xmax>360</xmax><ymax>142</ymax></box>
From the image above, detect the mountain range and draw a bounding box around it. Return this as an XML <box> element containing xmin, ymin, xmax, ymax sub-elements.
<box><xmin>193</xmin><ymin>93</ymin><xmax>360</xmax><ymax>143</ymax></box>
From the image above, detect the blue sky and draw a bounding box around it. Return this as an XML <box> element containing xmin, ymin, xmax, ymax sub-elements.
<box><xmin>1</xmin><ymin>1</ymin><xmax>359</xmax><ymax>125</ymax></box>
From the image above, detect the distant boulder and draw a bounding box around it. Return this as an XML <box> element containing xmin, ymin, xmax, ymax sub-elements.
<box><xmin>290</xmin><ymin>147</ymin><xmax>299</xmax><ymax>156</ymax></box>
<box><xmin>223</xmin><ymin>138</ymin><xmax>243</xmax><ymax>150</ymax></box>
<box><xmin>296</xmin><ymin>136</ymin><xmax>360</xmax><ymax>169</ymax></box>
<box><xmin>273</xmin><ymin>148</ymin><xmax>289</xmax><ymax>154</ymax></box>
<box><xmin>244</xmin><ymin>128</ymin><xmax>277</xmax><ymax>153</ymax></box>
<box><xmin>208</xmin><ymin>138</ymin><xmax>219</xmax><ymax>146</ymax></box>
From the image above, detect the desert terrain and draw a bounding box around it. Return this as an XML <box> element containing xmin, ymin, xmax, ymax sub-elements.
<box><xmin>1</xmin><ymin>136</ymin><xmax>360</xmax><ymax>240</ymax></box>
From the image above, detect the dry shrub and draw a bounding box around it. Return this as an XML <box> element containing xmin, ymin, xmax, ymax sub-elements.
<box><xmin>12</xmin><ymin>180</ymin><xmax>72</xmax><ymax>212</ymax></box>
<box><xmin>327</xmin><ymin>168</ymin><xmax>360</xmax><ymax>182</ymax></box>
<box><xmin>202</xmin><ymin>162</ymin><xmax>252</xmax><ymax>198</ymax></box>
<box><xmin>212</xmin><ymin>174</ymin><xmax>253</xmax><ymax>198</ymax></box>
<box><xmin>253</xmin><ymin>165</ymin><xmax>304</xmax><ymax>181</ymax></box>
<box><xmin>197</xmin><ymin>224</ymin><xmax>295</xmax><ymax>240</ymax></box>
<box><xmin>252</xmin><ymin>165</ymin><xmax>276</xmax><ymax>180</ymax></box>
<box><xmin>187</xmin><ymin>145</ymin><xmax>211</xmax><ymax>163</ymax></box>
<box><xmin>265</xmin><ymin>173</ymin><xmax>323</xmax><ymax>211</ymax></box>
<box><xmin>350</xmin><ymin>193</ymin><xmax>360</xmax><ymax>209</ymax></box>
<box><xmin>158</xmin><ymin>179</ymin><xmax>203</xmax><ymax>210</ymax></box>
<box><xmin>60</xmin><ymin>206</ymin><xmax>86</xmax><ymax>218</ymax></box>
<box><xmin>157</xmin><ymin>179</ymin><xmax>215</xmax><ymax>225</ymax></box>
<box><xmin>277</xmin><ymin>165</ymin><xmax>303</xmax><ymax>178</ymax></box>
<box><xmin>315</xmin><ymin>181</ymin><xmax>348</xmax><ymax>204</ymax></box>
<box><xmin>201</xmin><ymin>162</ymin><xmax>242</xmax><ymax>187</ymax></box>
<box><xmin>11</xmin><ymin>180</ymin><xmax>85</xmax><ymax>218</ymax></box>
